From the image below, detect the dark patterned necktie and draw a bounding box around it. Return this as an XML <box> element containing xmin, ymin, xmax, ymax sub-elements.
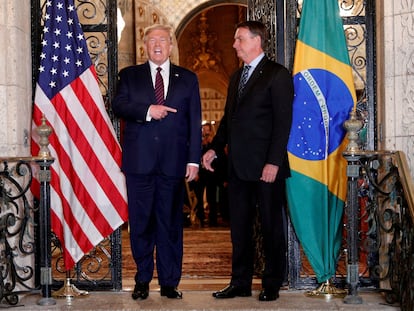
<box><xmin>238</xmin><ymin>65</ymin><xmax>251</xmax><ymax>97</ymax></box>
<box><xmin>155</xmin><ymin>67</ymin><xmax>164</xmax><ymax>105</ymax></box>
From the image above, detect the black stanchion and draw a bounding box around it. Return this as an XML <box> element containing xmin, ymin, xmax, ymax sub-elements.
<box><xmin>343</xmin><ymin>109</ymin><xmax>364</xmax><ymax>304</ymax></box>
<box><xmin>35</xmin><ymin>116</ymin><xmax>56</xmax><ymax>306</ymax></box>
<box><xmin>343</xmin><ymin>155</ymin><xmax>363</xmax><ymax>304</ymax></box>
<box><xmin>36</xmin><ymin>159</ymin><xmax>56</xmax><ymax>306</ymax></box>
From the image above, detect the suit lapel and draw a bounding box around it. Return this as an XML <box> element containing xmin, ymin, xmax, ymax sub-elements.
<box><xmin>228</xmin><ymin>68</ymin><xmax>243</xmax><ymax>114</ymax></box>
<box><xmin>165</xmin><ymin>64</ymin><xmax>180</xmax><ymax>103</ymax></box>
<box><xmin>233</xmin><ymin>57</ymin><xmax>268</xmax><ymax>112</ymax></box>
<box><xmin>242</xmin><ymin>57</ymin><xmax>267</xmax><ymax>95</ymax></box>
<box><xmin>142</xmin><ymin>62</ymin><xmax>157</xmax><ymax>104</ymax></box>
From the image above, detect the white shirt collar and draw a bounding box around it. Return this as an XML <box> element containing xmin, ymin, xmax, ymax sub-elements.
<box><xmin>245</xmin><ymin>53</ymin><xmax>265</xmax><ymax>69</ymax></box>
<box><xmin>149</xmin><ymin>60</ymin><xmax>170</xmax><ymax>74</ymax></box>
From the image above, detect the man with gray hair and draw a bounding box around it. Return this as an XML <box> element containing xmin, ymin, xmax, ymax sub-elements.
<box><xmin>113</xmin><ymin>24</ymin><xmax>202</xmax><ymax>300</ymax></box>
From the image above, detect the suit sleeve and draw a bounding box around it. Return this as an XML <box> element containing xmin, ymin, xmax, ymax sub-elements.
<box><xmin>268</xmin><ymin>66</ymin><xmax>294</xmax><ymax>166</ymax></box>
<box><xmin>187</xmin><ymin>74</ymin><xmax>203</xmax><ymax>164</ymax></box>
<box><xmin>211</xmin><ymin>72</ymin><xmax>239</xmax><ymax>154</ymax></box>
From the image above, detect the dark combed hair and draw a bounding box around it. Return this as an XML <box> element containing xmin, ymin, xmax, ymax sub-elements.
<box><xmin>236</xmin><ymin>21</ymin><xmax>268</xmax><ymax>50</ymax></box>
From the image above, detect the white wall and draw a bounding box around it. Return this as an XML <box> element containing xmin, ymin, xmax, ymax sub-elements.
<box><xmin>0</xmin><ymin>1</ymin><xmax>32</xmax><ymax>156</ymax></box>
<box><xmin>378</xmin><ymin>0</ymin><xmax>414</xmax><ymax>179</ymax></box>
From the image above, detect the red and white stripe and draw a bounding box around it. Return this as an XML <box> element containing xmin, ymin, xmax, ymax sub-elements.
<box><xmin>31</xmin><ymin>66</ymin><xmax>128</xmax><ymax>270</ymax></box>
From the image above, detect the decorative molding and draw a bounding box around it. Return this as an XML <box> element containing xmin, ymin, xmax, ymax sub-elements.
<box><xmin>186</xmin><ymin>12</ymin><xmax>224</xmax><ymax>75</ymax></box>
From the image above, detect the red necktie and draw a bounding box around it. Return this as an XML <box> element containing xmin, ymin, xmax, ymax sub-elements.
<box><xmin>155</xmin><ymin>67</ymin><xmax>164</xmax><ymax>105</ymax></box>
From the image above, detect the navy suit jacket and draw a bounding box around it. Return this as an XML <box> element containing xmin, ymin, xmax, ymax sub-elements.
<box><xmin>212</xmin><ymin>57</ymin><xmax>293</xmax><ymax>181</ymax></box>
<box><xmin>112</xmin><ymin>62</ymin><xmax>202</xmax><ymax>178</ymax></box>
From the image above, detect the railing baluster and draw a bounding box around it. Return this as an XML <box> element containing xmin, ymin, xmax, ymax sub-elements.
<box><xmin>343</xmin><ymin>154</ymin><xmax>363</xmax><ymax>304</ymax></box>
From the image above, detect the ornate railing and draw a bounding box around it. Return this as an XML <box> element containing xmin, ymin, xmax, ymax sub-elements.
<box><xmin>343</xmin><ymin>113</ymin><xmax>414</xmax><ymax>310</ymax></box>
<box><xmin>0</xmin><ymin>118</ymin><xmax>55</xmax><ymax>306</ymax></box>
<box><xmin>0</xmin><ymin>159</ymin><xmax>37</xmax><ymax>305</ymax></box>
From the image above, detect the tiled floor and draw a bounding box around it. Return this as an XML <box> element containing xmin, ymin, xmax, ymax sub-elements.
<box><xmin>11</xmin><ymin>279</ymin><xmax>400</xmax><ymax>311</ymax></box>
<box><xmin>14</xmin><ymin>287</ymin><xmax>399</xmax><ymax>311</ymax></box>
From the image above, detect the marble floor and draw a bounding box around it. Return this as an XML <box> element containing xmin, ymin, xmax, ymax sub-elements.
<box><xmin>14</xmin><ymin>285</ymin><xmax>399</xmax><ymax>311</ymax></box>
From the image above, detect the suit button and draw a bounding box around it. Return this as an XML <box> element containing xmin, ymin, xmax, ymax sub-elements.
<box><xmin>154</xmin><ymin>136</ymin><xmax>159</xmax><ymax>141</ymax></box>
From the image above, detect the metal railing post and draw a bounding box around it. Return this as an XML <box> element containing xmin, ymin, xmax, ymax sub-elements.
<box><xmin>34</xmin><ymin>116</ymin><xmax>56</xmax><ymax>306</ymax></box>
<box><xmin>35</xmin><ymin>158</ymin><xmax>55</xmax><ymax>306</ymax></box>
<box><xmin>343</xmin><ymin>154</ymin><xmax>363</xmax><ymax>304</ymax></box>
<box><xmin>343</xmin><ymin>109</ymin><xmax>364</xmax><ymax>304</ymax></box>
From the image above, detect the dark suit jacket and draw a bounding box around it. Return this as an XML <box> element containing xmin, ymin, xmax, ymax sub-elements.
<box><xmin>112</xmin><ymin>62</ymin><xmax>202</xmax><ymax>178</ymax></box>
<box><xmin>212</xmin><ymin>56</ymin><xmax>293</xmax><ymax>181</ymax></box>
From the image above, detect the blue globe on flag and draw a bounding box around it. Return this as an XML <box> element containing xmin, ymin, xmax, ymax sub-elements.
<box><xmin>287</xmin><ymin>68</ymin><xmax>354</xmax><ymax>161</ymax></box>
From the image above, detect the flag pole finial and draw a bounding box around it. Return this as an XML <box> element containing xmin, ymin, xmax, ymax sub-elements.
<box><xmin>344</xmin><ymin>109</ymin><xmax>363</xmax><ymax>153</ymax></box>
<box><xmin>36</xmin><ymin>115</ymin><xmax>53</xmax><ymax>159</ymax></box>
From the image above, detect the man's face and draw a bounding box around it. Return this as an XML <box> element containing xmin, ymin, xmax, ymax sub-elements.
<box><xmin>232</xmin><ymin>27</ymin><xmax>261</xmax><ymax>64</ymax></box>
<box><xmin>144</xmin><ymin>29</ymin><xmax>173</xmax><ymax>65</ymax></box>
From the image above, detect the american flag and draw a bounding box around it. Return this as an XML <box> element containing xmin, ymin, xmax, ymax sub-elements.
<box><xmin>31</xmin><ymin>0</ymin><xmax>128</xmax><ymax>270</ymax></box>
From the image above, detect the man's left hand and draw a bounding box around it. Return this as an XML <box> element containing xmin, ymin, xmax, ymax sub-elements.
<box><xmin>260</xmin><ymin>164</ymin><xmax>279</xmax><ymax>183</ymax></box>
<box><xmin>186</xmin><ymin>165</ymin><xmax>199</xmax><ymax>182</ymax></box>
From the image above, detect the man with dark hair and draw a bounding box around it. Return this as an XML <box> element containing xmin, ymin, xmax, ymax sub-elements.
<box><xmin>203</xmin><ymin>20</ymin><xmax>293</xmax><ymax>301</ymax></box>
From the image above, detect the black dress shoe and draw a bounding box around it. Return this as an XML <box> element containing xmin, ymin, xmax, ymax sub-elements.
<box><xmin>132</xmin><ymin>282</ymin><xmax>149</xmax><ymax>300</ymax></box>
<box><xmin>160</xmin><ymin>286</ymin><xmax>183</xmax><ymax>299</ymax></box>
<box><xmin>259</xmin><ymin>288</ymin><xmax>279</xmax><ymax>301</ymax></box>
<box><xmin>212</xmin><ymin>285</ymin><xmax>252</xmax><ymax>298</ymax></box>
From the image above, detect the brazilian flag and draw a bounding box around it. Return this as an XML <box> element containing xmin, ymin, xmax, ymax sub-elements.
<box><xmin>286</xmin><ymin>0</ymin><xmax>356</xmax><ymax>283</ymax></box>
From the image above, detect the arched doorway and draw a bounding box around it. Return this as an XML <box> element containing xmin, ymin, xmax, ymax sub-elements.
<box><xmin>176</xmin><ymin>3</ymin><xmax>247</xmax><ymax>126</ymax></box>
